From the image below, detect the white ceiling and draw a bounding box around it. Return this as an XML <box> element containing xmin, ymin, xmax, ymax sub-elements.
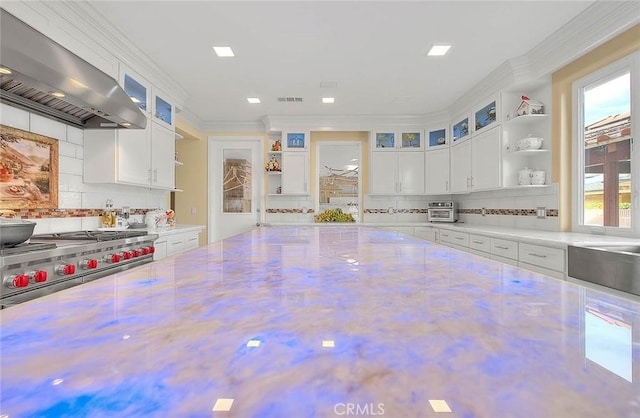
<box><xmin>89</xmin><ymin>1</ymin><xmax>596</xmax><ymax>125</ymax></box>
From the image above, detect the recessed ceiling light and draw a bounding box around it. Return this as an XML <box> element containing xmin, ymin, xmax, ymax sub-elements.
<box><xmin>322</xmin><ymin>97</ymin><xmax>335</xmax><ymax>104</ymax></box>
<box><xmin>50</xmin><ymin>91</ymin><xmax>66</xmax><ymax>98</ymax></box>
<box><xmin>0</xmin><ymin>67</ymin><xmax>12</xmax><ymax>75</ymax></box>
<box><xmin>247</xmin><ymin>97</ymin><xmax>261</xmax><ymax>104</ymax></box>
<box><xmin>427</xmin><ymin>44</ymin><xmax>452</xmax><ymax>56</ymax></box>
<box><xmin>213</xmin><ymin>46</ymin><xmax>235</xmax><ymax>57</ymax></box>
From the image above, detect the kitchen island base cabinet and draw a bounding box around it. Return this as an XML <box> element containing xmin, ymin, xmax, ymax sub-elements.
<box><xmin>152</xmin><ymin>226</ymin><xmax>204</xmax><ymax>261</ymax></box>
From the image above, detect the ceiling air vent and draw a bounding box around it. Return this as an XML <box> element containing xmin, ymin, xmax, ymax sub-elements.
<box><xmin>277</xmin><ymin>97</ymin><xmax>303</xmax><ymax>103</ymax></box>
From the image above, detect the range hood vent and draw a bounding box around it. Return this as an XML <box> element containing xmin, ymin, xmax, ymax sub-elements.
<box><xmin>0</xmin><ymin>10</ymin><xmax>146</xmax><ymax>129</ymax></box>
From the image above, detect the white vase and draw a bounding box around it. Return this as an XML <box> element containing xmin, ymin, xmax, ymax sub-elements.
<box><xmin>518</xmin><ymin>168</ymin><xmax>533</xmax><ymax>185</ymax></box>
<box><xmin>531</xmin><ymin>170</ymin><xmax>546</xmax><ymax>185</ymax></box>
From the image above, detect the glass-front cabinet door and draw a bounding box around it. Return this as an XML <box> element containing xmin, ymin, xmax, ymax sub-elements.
<box><xmin>152</xmin><ymin>89</ymin><xmax>174</xmax><ymax>128</ymax></box>
<box><xmin>283</xmin><ymin>131</ymin><xmax>309</xmax><ymax>151</ymax></box>
<box><xmin>372</xmin><ymin>131</ymin><xmax>396</xmax><ymax>150</ymax></box>
<box><xmin>121</xmin><ymin>66</ymin><xmax>150</xmax><ymax>115</ymax></box>
<box><xmin>400</xmin><ymin>130</ymin><xmax>424</xmax><ymax>150</ymax></box>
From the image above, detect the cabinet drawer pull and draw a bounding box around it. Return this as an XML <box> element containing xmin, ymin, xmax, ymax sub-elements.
<box><xmin>187</xmin><ymin>238</ymin><xmax>198</xmax><ymax>242</ymax></box>
<box><xmin>171</xmin><ymin>242</ymin><xmax>182</xmax><ymax>246</ymax></box>
<box><xmin>471</xmin><ymin>240</ymin><xmax>484</xmax><ymax>244</ymax></box>
<box><xmin>528</xmin><ymin>253</ymin><xmax>547</xmax><ymax>258</ymax></box>
<box><xmin>494</xmin><ymin>245</ymin><xmax>510</xmax><ymax>250</ymax></box>
<box><xmin>455</xmin><ymin>236</ymin><xmax>465</xmax><ymax>241</ymax></box>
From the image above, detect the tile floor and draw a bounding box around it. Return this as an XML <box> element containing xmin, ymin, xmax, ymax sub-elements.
<box><xmin>0</xmin><ymin>226</ymin><xmax>638</xmax><ymax>417</ymax></box>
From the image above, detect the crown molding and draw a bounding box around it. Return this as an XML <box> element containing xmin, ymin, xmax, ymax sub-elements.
<box><xmin>527</xmin><ymin>1</ymin><xmax>640</xmax><ymax>79</ymax></box>
<box><xmin>262</xmin><ymin>114</ymin><xmax>429</xmax><ymax>132</ymax></box>
<box><xmin>202</xmin><ymin>120</ymin><xmax>267</xmax><ymax>133</ymax></box>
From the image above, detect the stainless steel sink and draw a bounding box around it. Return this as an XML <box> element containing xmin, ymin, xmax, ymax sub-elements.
<box><xmin>568</xmin><ymin>244</ymin><xmax>640</xmax><ymax>296</ymax></box>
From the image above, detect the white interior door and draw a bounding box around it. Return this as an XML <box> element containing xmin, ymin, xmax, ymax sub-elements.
<box><xmin>208</xmin><ymin>136</ymin><xmax>262</xmax><ymax>242</ymax></box>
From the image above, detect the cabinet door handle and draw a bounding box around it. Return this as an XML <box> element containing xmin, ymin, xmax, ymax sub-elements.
<box><xmin>455</xmin><ymin>236</ymin><xmax>465</xmax><ymax>241</ymax></box>
<box><xmin>472</xmin><ymin>240</ymin><xmax>484</xmax><ymax>244</ymax></box>
<box><xmin>470</xmin><ymin>176</ymin><xmax>474</xmax><ymax>187</ymax></box>
<box><xmin>148</xmin><ymin>169</ymin><xmax>152</xmax><ymax>182</ymax></box>
<box><xmin>153</xmin><ymin>169</ymin><xmax>158</xmax><ymax>183</ymax></box>
<box><xmin>495</xmin><ymin>245</ymin><xmax>509</xmax><ymax>250</ymax></box>
<box><xmin>528</xmin><ymin>253</ymin><xmax>547</xmax><ymax>258</ymax></box>
<box><xmin>445</xmin><ymin>180</ymin><xmax>449</xmax><ymax>192</ymax></box>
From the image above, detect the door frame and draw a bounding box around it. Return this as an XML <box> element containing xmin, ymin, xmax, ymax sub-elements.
<box><xmin>207</xmin><ymin>135</ymin><xmax>263</xmax><ymax>243</ymax></box>
<box><xmin>315</xmin><ymin>140</ymin><xmax>363</xmax><ymax>221</ymax></box>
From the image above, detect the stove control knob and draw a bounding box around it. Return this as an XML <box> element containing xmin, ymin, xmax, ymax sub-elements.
<box><xmin>28</xmin><ymin>270</ymin><xmax>48</xmax><ymax>283</ymax></box>
<box><xmin>5</xmin><ymin>274</ymin><xmax>29</xmax><ymax>288</ymax></box>
<box><xmin>56</xmin><ymin>264</ymin><xmax>76</xmax><ymax>276</ymax></box>
<box><xmin>81</xmin><ymin>259</ymin><xmax>98</xmax><ymax>270</ymax></box>
<box><xmin>131</xmin><ymin>249</ymin><xmax>140</xmax><ymax>258</ymax></box>
<box><xmin>148</xmin><ymin>246</ymin><xmax>155</xmax><ymax>254</ymax></box>
<box><xmin>107</xmin><ymin>254</ymin><xmax>121</xmax><ymax>263</ymax></box>
<box><xmin>121</xmin><ymin>251</ymin><xmax>132</xmax><ymax>260</ymax></box>
<box><xmin>141</xmin><ymin>247</ymin><xmax>150</xmax><ymax>255</ymax></box>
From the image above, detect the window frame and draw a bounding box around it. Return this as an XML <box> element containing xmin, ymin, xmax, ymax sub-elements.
<box><xmin>572</xmin><ymin>52</ymin><xmax>639</xmax><ymax>237</ymax></box>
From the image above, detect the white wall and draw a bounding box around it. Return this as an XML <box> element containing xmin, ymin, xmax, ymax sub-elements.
<box><xmin>1</xmin><ymin>103</ymin><xmax>169</xmax><ymax>233</ymax></box>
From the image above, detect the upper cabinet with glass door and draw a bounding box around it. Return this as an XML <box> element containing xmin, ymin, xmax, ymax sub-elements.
<box><xmin>282</xmin><ymin>131</ymin><xmax>309</xmax><ymax>151</ymax></box>
<box><xmin>372</xmin><ymin>129</ymin><xmax>424</xmax><ymax>151</ymax></box>
<box><xmin>152</xmin><ymin>88</ymin><xmax>175</xmax><ymax>128</ymax></box>
<box><xmin>120</xmin><ymin>66</ymin><xmax>151</xmax><ymax>117</ymax></box>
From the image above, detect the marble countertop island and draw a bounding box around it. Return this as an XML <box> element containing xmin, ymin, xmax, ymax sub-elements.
<box><xmin>1</xmin><ymin>226</ymin><xmax>639</xmax><ymax>417</ymax></box>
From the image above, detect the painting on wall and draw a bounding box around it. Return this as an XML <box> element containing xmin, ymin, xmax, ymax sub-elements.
<box><xmin>0</xmin><ymin>125</ymin><xmax>58</xmax><ymax>209</ymax></box>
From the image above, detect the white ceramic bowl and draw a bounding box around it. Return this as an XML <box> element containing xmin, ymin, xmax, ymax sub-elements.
<box><xmin>517</xmin><ymin>137</ymin><xmax>543</xmax><ymax>151</ymax></box>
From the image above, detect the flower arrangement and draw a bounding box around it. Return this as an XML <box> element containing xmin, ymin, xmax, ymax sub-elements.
<box><xmin>271</xmin><ymin>140</ymin><xmax>282</xmax><ymax>151</ymax></box>
<box><xmin>265</xmin><ymin>157</ymin><xmax>281</xmax><ymax>172</ymax></box>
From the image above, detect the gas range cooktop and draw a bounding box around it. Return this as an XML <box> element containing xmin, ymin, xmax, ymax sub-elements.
<box><xmin>1</xmin><ymin>230</ymin><xmax>159</xmax><ymax>309</ymax></box>
<box><xmin>32</xmin><ymin>230</ymin><xmax>149</xmax><ymax>242</ymax></box>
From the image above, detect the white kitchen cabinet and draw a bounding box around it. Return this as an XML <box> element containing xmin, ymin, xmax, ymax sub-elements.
<box><xmin>282</xmin><ymin>152</ymin><xmax>309</xmax><ymax>194</ymax></box>
<box><xmin>283</xmin><ymin>130</ymin><xmax>309</xmax><ymax>151</ymax></box>
<box><xmin>152</xmin><ymin>88</ymin><xmax>175</xmax><ymax>128</ymax></box>
<box><xmin>120</xmin><ymin>65</ymin><xmax>151</xmax><ymax>116</ymax></box>
<box><xmin>450</xmin><ymin>140</ymin><xmax>472</xmax><ymax>193</ymax></box>
<box><xmin>471</xmin><ymin>127</ymin><xmax>502</xmax><ymax>191</ymax></box>
<box><xmin>150</xmin><ymin>122</ymin><xmax>175</xmax><ymax>189</ymax></box>
<box><xmin>370</xmin><ymin>151</ymin><xmax>424</xmax><ymax>194</ymax></box>
<box><xmin>425</xmin><ymin>148</ymin><xmax>450</xmax><ymax>194</ymax></box>
<box><xmin>450</xmin><ymin>126</ymin><xmax>501</xmax><ymax>192</ymax></box>
<box><xmin>372</xmin><ymin>129</ymin><xmax>424</xmax><ymax>151</ymax></box>
<box><xmin>152</xmin><ymin>226</ymin><xmax>205</xmax><ymax>260</ymax></box>
<box><xmin>84</xmin><ymin>121</ymin><xmax>175</xmax><ymax>190</ymax></box>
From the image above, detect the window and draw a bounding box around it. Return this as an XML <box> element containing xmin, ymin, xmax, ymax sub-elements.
<box><xmin>573</xmin><ymin>53</ymin><xmax>638</xmax><ymax>235</ymax></box>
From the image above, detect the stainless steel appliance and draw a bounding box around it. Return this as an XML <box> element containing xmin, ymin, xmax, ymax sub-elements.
<box><xmin>0</xmin><ymin>230</ymin><xmax>158</xmax><ymax>308</ymax></box>
<box><xmin>0</xmin><ymin>10</ymin><xmax>146</xmax><ymax>129</ymax></box>
<box><xmin>568</xmin><ymin>244</ymin><xmax>640</xmax><ymax>296</ymax></box>
<box><xmin>427</xmin><ymin>201</ymin><xmax>457</xmax><ymax>223</ymax></box>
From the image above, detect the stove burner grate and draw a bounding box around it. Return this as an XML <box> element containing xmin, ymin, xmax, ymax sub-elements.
<box><xmin>0</xmin><ymin>242</ymin><xmax>57</xmax><ymax>256</ymax></box>
<box><xmin>32</xmin><ymin>230</ymin><xmax>148</xmax><ymax>242</ymax></box>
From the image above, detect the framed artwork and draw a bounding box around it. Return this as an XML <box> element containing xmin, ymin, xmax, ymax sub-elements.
<box><xmin>0</xmin><ymin>125</ymin><xmax>59</xmax><ymax>209</ymax></box>
<box><xmin>474</xmin><ymin>100</ymin><xmax>497</xmax><ymax>131</ymax></box>
<box><xmin>375</xmin><ymin>132</ymin><xmax>395</xmax><ymax>149</ymax></box>
<box><xmin>428</xmin><ymin>128</ymin><xmax>447</xmax><ymax>148</ymax></box>
<box><xmin>287</xmin><ymin>132</ymin><xmax>306</xmax><ymax>149</ymax></box>
<box><xmin>452</xmin><ymin>117</ymin><xmax>469</xmax><ymax>142</ymax></box>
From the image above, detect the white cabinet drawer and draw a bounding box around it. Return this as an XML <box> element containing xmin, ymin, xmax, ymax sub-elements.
<box><xmin>414</xmin><ymin>227</ymin><xmax>437</xmax><ymax>242</ymax></box>
<box><xmin>153</xmin><ymin>238</ymin><xmax>167</xmax><ymax>261</ymax></box>
<box><xmin>184</xmin><ymin>233</ymin><xmax>200</xmax><ymax>251</ymax></box>
<box><xmin>519</xmin><ymin>243</ymin><xmax>565</xmax><ymax>272</ymax></box>
<box><xmin>469</xmin><ymin>234</ymin><xmax>491</xmax><ymax>253</ymax></box>
<box><xmin>166</xmin><ymin>235</ymin><xmax>185</xmax><ymax>256</ymax></box>
<box><xmin>451</xmin><ymin>231</ymin><xmax>469</xmax><ymax>247</ymax></box>
<box><xmin>491</xmin><ymin>238</ymin><xmax>518</xmax><ymax>260</ymax></box>
<box><xmin>438</xmin><ymin>230</ymin><xmax>454</xmax><ymax>244</ymax></box>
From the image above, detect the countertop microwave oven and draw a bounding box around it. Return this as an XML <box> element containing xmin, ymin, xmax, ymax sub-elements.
<box><xmin>427</xmin><ymin>201</ymin><xmax>457</xmax><ymax>223</ymax></box>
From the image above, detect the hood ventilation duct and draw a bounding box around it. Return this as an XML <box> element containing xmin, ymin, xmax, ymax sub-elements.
<box><xmin>0</xmin><ymin>10</ymin><xmax>146</xmax><ymax>129</ymax></box>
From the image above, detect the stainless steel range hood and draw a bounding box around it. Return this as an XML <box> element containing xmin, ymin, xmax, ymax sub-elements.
<box><xmin>0</xmin><ymin>10</ymin><xmax>146</xmax><ymax>129</ymax></box>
